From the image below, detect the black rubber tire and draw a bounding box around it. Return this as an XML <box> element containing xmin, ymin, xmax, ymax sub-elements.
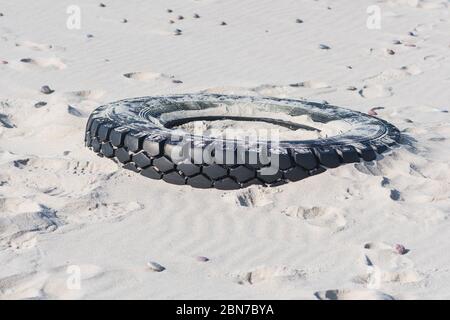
<box><xmin>85</xmin><ymin>94</ymin><xmax>400</xmax><ymax>190</ymax></box>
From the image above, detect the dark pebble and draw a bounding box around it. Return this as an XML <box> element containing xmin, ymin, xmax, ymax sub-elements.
<box><xmin>386</xmin><ymin>49</ymin><xmax>395</xmax><ymax>55</ymax></box>
<box><xmin>220</xmin><ymin>21</ymin><xmax>227</xmax><ymax>26</ymax></box>
<box><xmin>169</xmin><ymin>20</ymin><xmax>175</xmax><ymax>24</ymax></box>
<box><xmin>20</xmin><ymin>58</ymin><xmax>33</xmax><ymax>63</ymax></box>
<box><xmin>178</xmin><ymin>15</ymin><xmax>184</xmax><ymax>20</ymax></box>
<box><xmin>122</xmin><ymin>18</ymin><xmax>128</xmax><ymax>23</ymax></box>
<box><xmin>40</xmin><ymin>85</ymin><xmax>54</xmax><ymax>94</ymax></box>
<box><xmin>172</xmin><ymin>79</ymin><xmax>183</xmax><ymax>84</ymax></box>
<box><xmin>295</xmin><ymin>18</ymin><xmax>304</xmax><ymax>23</ymax></box>
<box><xmin>87</xmin><ymin>34</ymin><xmax>94</xmax><ymax>38</ymax></box>
<box><xmin>68</xmin><ymin>105</ymin><xmax>83</xmax><ymax>117</ymax></box>
<box><xmin>99</xmin><ymin>3</ymin><xmax>106</xmax><ymax>7</ymax></box>
<box><xmin>194</xmin><ymin>13</ymin><xmax>200</xmax><ymax>18</ymax></box>
<box><xmin>34</xmin><ymin>101</ymin><xmax>47</xmax><ymax>108</ymax></box>
<box><xmin>174</xmin><ymin>29</ymin><xmax>182</xmax><ymax>35</ymax></box>
<box><xmin>13</xmin><ymin>159</ymin><xmax>30</xmax><ymax>168</ymax></box>
<box><xmin>319</xmin><ymin>44</ymin><xmax>331</xmax><ymax>50</ymax></box>
<box><xmin>167</xmin><ymin>9</ymin><xmax>173</xmax><ymax>13</ymax></box>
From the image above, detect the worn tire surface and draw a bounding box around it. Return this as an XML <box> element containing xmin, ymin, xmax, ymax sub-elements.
<box><xmin>85</xmin><ymin>94</ymin><xmax>400</xmax><ymax>190</ymax></box>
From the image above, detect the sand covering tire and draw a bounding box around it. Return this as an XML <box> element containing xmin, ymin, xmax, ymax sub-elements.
<box><xmin>85</xmin><ymin>94</ymin><xmax>400</xmax><ymax>190</ymax></box>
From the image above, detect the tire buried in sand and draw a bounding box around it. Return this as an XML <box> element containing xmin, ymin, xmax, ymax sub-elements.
<box><xmin>85</xmin><ymin>94</ymin><xmax>400</xmax><ymax>190</ymax></box>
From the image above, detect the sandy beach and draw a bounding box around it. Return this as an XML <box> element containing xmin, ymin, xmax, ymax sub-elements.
<box><xmin>1</xmin><ymin>0</ymin><xmax>450</xmax><ymax>299</ymax></box>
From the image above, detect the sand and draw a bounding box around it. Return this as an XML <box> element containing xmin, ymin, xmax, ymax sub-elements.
<box><xmin>1</xmin><ymin>0</ymin><xmax>450</xmax><ymax>299</ymax></box>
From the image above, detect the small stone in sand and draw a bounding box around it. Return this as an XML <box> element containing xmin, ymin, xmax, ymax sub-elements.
<box><xmin>178</xmin><ymin>15</ymin><xmax>184</xmax><ymax>20</ymax></box>
<box><xmin>346</xmin><ymin>86</ymin><xmax>357</xmax><ymax>91</ymax></box>
<box><xmin>122</xmin><ymin>18</ymin><xmax>128</xmax><ymax>23</ymax></box>
<box><xmin>386</xmin><ymin>49</ymin><xmax>395</xmax><ymax>55</ymax></box>
<box><xmin>295</xmin><ymin>18</ymin><xmax>304</xmax><ymax>23</ymax></box>
<box><xmin>63</xmin><ymin>151</ymin><xmax>71</xmax><ymax>156</ymax></box>
<box><xmin>167</xmin><ymin>9</ymin><xmax>173</xmax><ymax>13</ymax></box>
<box><xmin>87</xmin><ymin>34</ymin><xmax>94</xmax><ymax>38</ymax></box>
<box><xmin>169</xmin><ymin>20</ymin><xmax>175</xmax><ymax>24</ymax></box>
<box><xmin>1</xmin><ymin>60</ymin><xmax>8</xmax><ymax>64</ymax></box>
<box><xmin>319</xmin><ymin>44</ymin><xmax>331</xmax><ymax>50</ymax></box>
<box><xmin>172</xmin><ymin>79</ymin><xmax>183</xmax><ymax>84</ymax></box>
<box><xmin>392</xmin><ymin>40</ymin><xmax>402</xmax><ymax>45</ymax></box>
<box><xmin>174</xmin><ymin>29</ymin><xmax>182</xmax><ymax>36</ymax></box>
<box><xmin>0</xmin><ymin>13</ymin><xmax>3</xmax><ymax>17</ymax></box>
<box><xmin>147</xmin><ymin>261</ymin><xmax>165</xmax><ymax>272</ymax></box>
<box><xmin>289</xmin><ymin>83</ymin><xmax>304</xmax><ymax>87</ymax></box>
<box><xmin>68</xmin><ymin>105</ymin><xmax>83</xmax><ymax>117</ymax></box>
<box><xmin>221</xmin><ymin>21</ymin><xmax>227</xmax><ymax>26</ymax></box>
<box><xmin>34</xmin><ymin>101</ymin><xmax>47</xmax><ymax>108</ymax></box>
<box><xmin>194</xmin><ymin>13</ymin><xmax>200</xmax><ymax>18</ymax></box>
<box><xmin>40</xmin><ymin>85</ymin><xmax>54</xmax><ymax>95</ymax></box>
<box><xmin>394</xmin><ymin>244</ymin><xmax>408</xmax><ymax>255</ymax></box>
<box><xmin>20</xmin><ymin>58</ymin><xmax>33</xmax><ymax>63</ymax></box>
<box><xmin>196</xmin><ymin>256</ymin><xmax>209</xmax><ymax>262</ymax></box>
<box><xmin>99</xmin><ymin>3</ymin><xmax>106</xmax><ymax>7</ymax></box>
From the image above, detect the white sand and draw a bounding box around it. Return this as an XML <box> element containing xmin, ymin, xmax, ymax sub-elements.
<box><xmin>1</xmin><ymin>0</ymin><xmax>450</xmax><ymax>300</ymax></box>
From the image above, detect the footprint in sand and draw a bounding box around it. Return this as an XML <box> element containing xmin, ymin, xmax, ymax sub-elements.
<box><xmin>358</xmin><ymin>84</ymin><xmax>393</xmax><ymax>99</ymax></box>
<box><xmin>314</xmin><ymin>288</ymin><xmax>394</xmax><ymax>300</ymax></box>
<box><xmin>357</xmin><ymin>241</ymin><xmax>422</xmax><ymax>286</ymax></box>
<box><xmin>232</xmin><ymin>265</ymin><xmax>305</xmax><ymax>285</ymax></box>
<box><xmin>123</xmin><ymin>71</ymin><xmax>172</xmax><ymax>81</ymax></box>
<box><xmin>364</xmin><ymin>65</ymin><xmax>422</xmax><ymax>84</ymax></box>
<box><xmin>282</xmin><ymin>206</ymin><xmax>347</xmax><ymax>231</ymax></box>
<box><xmin>230</xmin><ymin>186</ymin><xmax>276</xmax><ymax>208</ymax></box>
<box><xmin>18</xmin><ymin>57</ymin><xmax>66</xmax><ymax>70</ymax></box>
<box><xmin>0</xmin><ymin>264</ymin><xmax>103</xmax><ymax>299</ymax></box>
<box><xmin>64</xmin><ymin>89</ymin><xmax>105</xmax><ymax>102</ymax></box>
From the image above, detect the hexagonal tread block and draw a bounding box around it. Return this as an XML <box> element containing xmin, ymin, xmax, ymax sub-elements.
<box><xmin>242</xmin><ymin>178</ymin><xmax>265</xmax><ymax>188</ymax></box>
<box><xmin>132</xmin><ymin>152</ymin><xmax>152</xmax><ymax>168</ymax></box>
<box><xmin>275</xmin><ymin>152</ymin><xmax>293</xmax><ymax>170</ymax></box>
<box><xmin>143</xmin><ymin>136</ymin><xmax>165</xmax><ymax>157</ymax></box>
<box><xmin>153</xmin><ymin>156</ymin><xmax>175</xmax><ymax>172</ymax></box>
<box><xmin>89</xmin><ymin>118</ymin><xmax>105</xmax><ymax>137</ymax></box>
<box><xmin>284</xmin><ymin>166</ymin><xmax>308</xmax><ymax>182</ymax></box>
<box><xmin>257</xmin><ymin>167</ymin><xmax>283</xmax><ymax>184</ymax></box>
<box><xmin>124</xmin><ymin>132</ymin><xmax>147</xmax><ymax>153</ymax></box>
<box><xmin>214</xmin><ymin>177</ymin><xmax>241</xmax><ymax>190</ymax></box>
<box><xmin>292</xmin><ymin>149</ymin><xmax>318</xmax><ymax>170</ymax></box>
<box><xmin>141</xmin><ymin>167</ymin><xmax>162</xmax><ymax>180</ymax></box>
<box><xmin>116</xmin><ymin>147</ymin><xmax>131</xmax><ymax>163</ymax></box>
<box><xmin>314</xmin><ymin>148</ymin><xmax>341</xmax><ymax>168</ymax></box>
<box><xmin>177</xmin><ymin>163</ymin><xmax>201</xmax><ymax>177</ymax></box>
<box><xmin>91</xmin><ymin>137</ymin><xmax>101</xmax><ymax>153</ymax></box>
<box><xmin>163</xmin><ymin>171</ymin><xmax>186</xmax><ymax>185</ymax></box>
<box><xmin>97</xmin><ymin>122</ymin><xmax>116</xmax><ymax>142</ymax></box>
<box><xmin>229</xmin><ymin>166</ymin><xmax>255</xmax><ymax>182</ymax></box>
<box><xmin>356</xmin><ymin>145</ymin><xmax>377</xmax><ymax>162</ymax></box>
<box><xmin>203</xmin><ymin>164</ymin><xmax>227</xmax><ymax>180</ymax></box>
<box><xmin>187</xmin><ymin>174</ymin><xmax>212</xmax><ymax>189</ymax></box>
<box><xmin>101</xmin><ymin>142</ymin><xmax>115</xmax><ymax>158</ymax></box>
<box><xmin>110</xmin><ymin>127</ymin><xmax>130</xmax><ymax>147</ymax></box>
<box><xmin>123</xmin><ymin>162</ymin><xmax>140</xmax><ymax>173</ymax></box>
<box><xmin>338</xmin><ymin>146</ymin><xmax>360</xmax><ymax>164</ymax></box>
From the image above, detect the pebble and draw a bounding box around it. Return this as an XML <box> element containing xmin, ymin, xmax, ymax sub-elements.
<box><xmin>20</xmin><ymin>58</ymin><xmax>33</xmax><ymax>63</ymax></box>
<box><xmin>295</xmin><ymin>18</ymin><xmax>304</xmax><ymax>23</ymax></box>
<box><xmin>386</xmin><ymin>49</ymin><xmax>395</xmax><ymax>55</ymax></box>
<box><xmin>40</xmin><ymin>85</ymin><xmax>54</xmax><ymax>94</ymax></box>
<box><xmin>177</xmin><ymin>15</ymin><xmax>184</xmax><ymax>20</ymax></box>
<box><xmin>0</xmin><ymin>13</ymin><xmax>3</xmax><ymax>17</ymax></box>
<box><xmin>1</xmin><ymin>60</ymin><xmax>8</xmax><ymax>65</ymax></box>
<box><xmin>172</xmin><ymin>79</ymin><xmax>183</xmax><ymax>84</ymax></box>
<box><xmin>289</xmin><ymin>83</ymin><xmax>304</xmax><ymax>87</ymax></box>
<box><xmin>346</xmin><ymin>86</ymin><xmax>357</xmax><ymax>91</ymax></box>
<box><xmin>86</xmin><ymin>34</ymin><xmax>94</xmax><ymax>38</ymax></box>
<box><xmin>220</xmin><ymin>21</ymin><xmax>227</xmax><ymax>26</ymax></box>
<box><xmin>319</xmin><ymin>44</ymin><xmax>331</xmax><ymax>50</ymax></box>
<box><xmin>174</xmin><ymin>29</ymin><xmax>182</xmax><ymax>36</ymax></box>
<box><xmin>394</xmin><ymin>244</ymin><xmax>408</xmax><ymax>255</ymax></box>
<box><xmin>122</xmin><ymin>18</ymin><xmax>128</xmax><ymax>23</ymax></box>
<box><xmin>34</xmin><ymin>101</ymin><xmax>47</xmax><ymax>108</ymax></box>
<box><xmin>99</xmin><ymin>3</ymin><xmax>106</xmax><ymax>7</ymax></box>
<box><xmin>194</xmin><ymin>13</ymin><xmax>200</xmax><ymax>19</ymax></box>
<box><xmin>68</xmin><ymin>105</ymin><xmax>83</xmax><ymax>117</ymax></box>
<box><xmin>195</xmin><ymin>256</ymin><xmax>210</xmax><ymax>262</ymax></box>
<box><xmin>147</xmin><ymin>261</ymin><xmax>165</xmax><ymax>272</ymax></box>
<box><xmin>392</xmin><ymin>40</ymin><xmax>402</xmax><ymax>45</ymax></box>
<box><xmin>169</xmin><ymin>20</ymin><xmax>175</xmax><ymax>24</ymax></box>
<box><xmin>167</xmin><ymin>9</ymin><xmax>173</xmax><ymax>13</ymax></box>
